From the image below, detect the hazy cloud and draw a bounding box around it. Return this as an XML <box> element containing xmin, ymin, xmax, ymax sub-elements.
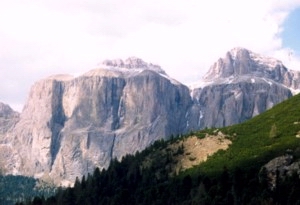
<box><xmin>0</xmin><ymin>0</ymin><xmax>300</xmax><ymax>111</ymax></box>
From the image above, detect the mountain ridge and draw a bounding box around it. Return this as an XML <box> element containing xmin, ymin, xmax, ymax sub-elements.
<box><xmin>1</xmin><ymin>47</ymin><xmax>300</xmax><ymax>185</ymax></box>
<box><xmin>1</xmin><ymin>60</ymin><xmax>194</xmax><ymax>186</ymax></box>
<box><xmin>193</xmin><ymin>47</ymin><xmax>300</xmax><ymax>91</ymax></box>
<box><xmin>189</xmin><ymin>47</ymin><xmax>300</xmax><ymax>128</ymax></box>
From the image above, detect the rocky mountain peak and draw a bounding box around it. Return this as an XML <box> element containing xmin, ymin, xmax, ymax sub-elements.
<box><xmin>227</xmin><ymin>47</ymin><xmax>282</xmax><ymax>66</ymax></box>
<box><xmin>0</xmin><ymin>102</ymin><xmax>19</xmax><ymax>135</ymax></box>
<box><xmin>189</xmin><ymin>47</ymin><xmax>300</xmax><ymax>129</ymax></box>
<box><xmin>0</xmin><ymin>102</ymin><xmax>19</xmax><ymax>118</ymax></box>
<box><xmin>228</xmin><ymin>47</ymin><xmax>251</xmax><ymax>60</ymax></box>
<box><xmin>202</xmin><ymin>48</ymin><xmax>293</xmax><ymax>86</ymax></box>
<box><xmin>100</xmin><ymin>57</ymin><xmax>167</xmax><ymax>75</ymax></box>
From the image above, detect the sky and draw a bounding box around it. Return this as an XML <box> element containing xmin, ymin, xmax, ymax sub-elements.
<box><xmin>1</xmin><ymin>0</ymin><xmax>300</xmax><ymax>112</ymax></box>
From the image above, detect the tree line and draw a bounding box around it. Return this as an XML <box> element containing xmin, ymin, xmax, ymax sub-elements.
<box><xmin>15</xmin><ymin>142</ymin><xmax>300</xmax><ymax>205</ymax></box>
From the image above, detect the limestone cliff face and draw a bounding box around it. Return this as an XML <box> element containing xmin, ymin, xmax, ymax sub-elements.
<box><xmin>192</xmin><ymin>80</ymin><xmax>292</xmax><ymax>128</ymax></box>
<box><xmin>191</xmin><ymin>48</ymin><xmax>299</xmax><ymax>128</ymax></box>
<box><xmin>1</xmin><ymin>50</ymin><xmax>299</xmax><ymax>185</ymax></box>
<box><xmin>2</xmin><ymin>58</ymin><xmax>194</xmax><ymax>185</ymax></box>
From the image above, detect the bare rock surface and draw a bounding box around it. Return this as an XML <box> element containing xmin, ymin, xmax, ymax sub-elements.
<box><xmin>1</xmin><ymin>50</ymin><xmax>300</xmax><ymax>185</ymax></box>
<box><xmin>173</xmin><ymin>132</ymin><xmax>231</xmax><ymax>172</ymax></box>
<box><xmin>0</xmin><ymin>102</ymin><xmax>19</xmax><ymax>135</ymax></box>
<box><xmin>190</xmin><ymin>48</ymin><xmax>300</xmax><ymax>128</ymax></box>
<box><xmin>1</xmin><ymin>59</ymin><xmax>194</xmax><ymax>185</ymax></box>
<box><xmin>261</xmin><ymin>154</ymin><xmax>300</xmax><ymax>189</ymax></box>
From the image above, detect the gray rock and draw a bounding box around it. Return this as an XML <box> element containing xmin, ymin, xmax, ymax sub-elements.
<box><xmin>192</xmin><ymin>80</ymin><xmax>292</xmax><ymax>128</ymax></box>
<box><xmin>0</xmin><ymin>102</ymin><xmax>19</xmax><ymax>135</ymax></box>
<box><xmin>191</xmin><ymin>47</ymin><xmax>299</xmax><ymax>129</ymax></box>
<box><xmin>0</xmin><ymin>103</ymin><xmax>19</xmax><ymax>174</ymax></box>
<box><xmin>261</xmin><ymin>154</ymin><xmax>300</xmax><ymax>189</ymax></box>
<box><xmin>203</xmin><ymin>47</ymin><xmax>299</xmax><ymax>88</ymax></box>
<box><xmin>1</xmin><ymin>63</ymin><xmax>194</xmax><ymax>185</ymax></box>
<box><xmin>1</xmin><ymin>49</ymin><xmax>300</xmax><ymax>185</ymax></box>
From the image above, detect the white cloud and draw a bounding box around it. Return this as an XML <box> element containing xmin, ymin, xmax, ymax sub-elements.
<box><xmin>0</xmin><ymin>0</ymin><xmax>300</xmax><ymax>111</ymax></box>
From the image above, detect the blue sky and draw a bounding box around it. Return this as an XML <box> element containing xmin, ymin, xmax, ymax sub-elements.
<box><xmin>282</xmin><ymin>7</ymin><xmax>300</xmax><ymax>56</ymax></box>
<box><xmin>0</xmin><ymin>0</ymin><xmax>300</xmax><ymax>111</ymax></box>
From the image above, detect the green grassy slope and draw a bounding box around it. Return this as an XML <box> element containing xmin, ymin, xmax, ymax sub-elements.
<box><xmin>189</xmin><ymin>93</ymin><xmax>300</xmax><ymax>176</ymax></box>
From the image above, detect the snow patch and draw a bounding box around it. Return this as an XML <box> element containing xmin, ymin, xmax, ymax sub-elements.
<box><xmin>159</xmin><ymin>73</ymin><xmax>181</xmax><ymax>85</ymax></box>
<box><xmin>262</xmin><ymin>78</ymin><xmax>273</xmax><ymax>86</ymax></box>
<box><xmin>249</xmin><ymin>51</ymin><xmax>282</xmax><ymax>69</ymax></box>
<box><xmin>267</xmin><ymin>101</ymin><xmax>274</xmax><ymax>109</ymax></box>
<box><xmin>88</xmin><ymin>64</ymin><xmax>181</xmax><ymax>85</ymax></box>
<box><xmin>198</xmin><ymin>110</ymin><xmax>203</xmax><ymax>126</ymax></box>
<box><xmin>252</xmin><ymin>104</ymin><xmax>260</xmax><ymax>117</ymax></box>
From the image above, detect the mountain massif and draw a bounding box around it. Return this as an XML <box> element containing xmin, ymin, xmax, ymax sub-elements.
<box><xmin>0</xmin><ymin>48</ymin><xmax>300</xmax><ymax>185</ymax></box>
<box><xmin>190</xmin><ymin>47</ymin><xmax>298</xmax><ymax>128</ymax></box>
<box><xmin>17</xmin><ymin>91</ymin><xmax>300</xmax><ymax>205</ymax></box>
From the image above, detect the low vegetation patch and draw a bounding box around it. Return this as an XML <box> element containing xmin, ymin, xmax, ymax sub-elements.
<box><xmin>142</xmin><ymin>131</ymin><xmax>231</xmax><ymax>177</ymax></box>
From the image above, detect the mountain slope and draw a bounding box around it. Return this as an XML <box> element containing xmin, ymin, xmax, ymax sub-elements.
<box><xmin>133</xmin><ymin>93</ymin><xmax>300</xmax><ymax>178</ymax></box>
<box><xmin>194</xmin><ymin>93</ymin><xmax>300</xmax><ymax>175</ymax></box>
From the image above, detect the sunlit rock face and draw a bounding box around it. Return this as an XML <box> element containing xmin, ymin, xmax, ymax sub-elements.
<box><xmin>202</xmin><ymin>47</ymin><xmax>300</xmax><ymax>88</ymax></box>
<box><xmin>190</xmin><ymin>47</ymin><xmax>299</xmax><ymax>128</ymax></box>
<box><xmin>192</xmin><ymin>81</ymin><xmax>292</xmax><ymax>128</ymax></box>
<box><xmin>1</xmin><ymin>50</ymin><xmax>300</xmax><ymax>185</ymax></box>
<box><xmin>1</xmin><ymin>58</ymin><xmax>196</xmax><ymax>185</ymax></box>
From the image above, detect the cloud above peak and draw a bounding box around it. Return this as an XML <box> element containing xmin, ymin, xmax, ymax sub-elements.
<box><xmin>0</xmin><ymin>0</ymin><xmax>300</xmax><ymax>111</ymax></box>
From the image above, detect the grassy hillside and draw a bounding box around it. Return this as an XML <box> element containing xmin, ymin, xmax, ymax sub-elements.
<box><xmin>191</xmin><ymin>93</ymin><xmax>300</xmax><ymax>176</ymax></box>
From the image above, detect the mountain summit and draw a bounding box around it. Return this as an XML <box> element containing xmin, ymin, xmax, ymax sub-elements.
<box><xmin>204</xmin><ymin>47</ymin><xmax>283</xmax><ymax>80</ymax></box>
<box><xmin>202</xmin><ymin>47</ymin><xmax>300</xmax><ymax>91</ymax></box>
<box><xmin>190</xmin><ymin>47</ymin><xmax>300</xmax><ymax>128</ymax></box>
<box><xmin>0</xmin><ymin>60</ymin><xmax>193</xmax><ymax>186</ymax></box>
<box><xmin>100</xmin><ymin>57</ymin><xmax>167</xmax><ymax>75</ymax></box>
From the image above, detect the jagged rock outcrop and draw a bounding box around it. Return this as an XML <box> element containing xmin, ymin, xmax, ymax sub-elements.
<box><xmin>0</xmin><ymin>103</ymin><xmax>20</xmax><ymax>174</ymax></box>
<box><xmin>203</xmin><ymin>47</ymin><xmax>300</xmax><ymax>90</ymax></box>
<box><xmin>0</xmin><ymin>102</ymin><xmax>19</xmax><ymax>135</ymax></box>
<box><xmin>101</xmin><ymin>57</ymin><xmax>166</xmax><ymax>75</ymax></box>
<box><xmin>261</xmin><ymin>153</ymin><xmax>300</xmax><ymax>189</ymax></box>
<box><xmin>191</xmin><ymin>48</ymin><xmax>300</xmax><ymax>128</ymax></box>
<box><xmin>1</xmin><ymin>58</ymin><xmax>195</xmax><ymax>185</ymax></box>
